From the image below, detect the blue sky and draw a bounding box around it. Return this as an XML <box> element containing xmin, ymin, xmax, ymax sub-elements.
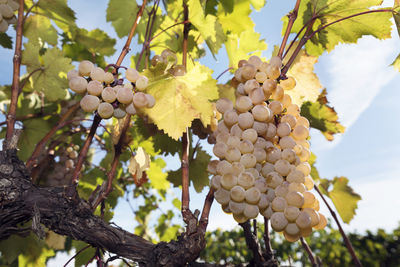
<box><xmin>1</xmin><ymin>0</ymin><xmax>400</xmax><ymax>265</ymax></box>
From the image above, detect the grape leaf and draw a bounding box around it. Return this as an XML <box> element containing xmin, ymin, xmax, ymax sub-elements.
<box><xmin>147</xmin><ymin>158</ymin><xmax>170</xmax><ymax>191</ymax></box>
<box><xmin>72</xmin><ymin>241</ymin><xmax>96</xmax><ymax>267</ymax></box>
<box><xmin>0</xmin><ymin>32</ymin><xmax>12</xmax><ymax>49</ymax></box>
<box><xmin>188</xmin><ymin>0</ymin><xmax>226</xmax><ymax>56</ymax></box>
<box><xmin>217</xmin><ymin>0</ymin><xmax>254</xmax><ymax>35</ymax></box>
<box><xmin>73</xmin><ymin>28</ymin><xmax>116</xmax><ymax>56</ymax></box>
<box><xmin>167</xmin><ymin>146</ymin><xmax>211</xmax><ymax>193</ymax></box>
<box><xmin>325</xmin><ymin>177</ymin><xmax>361</xmax><ymax>224</ymax></box>
<box><xmin>282</xmin><ymin>0</ymin><xmax>393</xmax><ymax>56</ymax></box>
<box><xmin>106</xmin><ymin>0</ymin><xmax>139</xmax><ymax>38</ymax></box>
<box><xmin>225</xmin><ymin>29</ymin><xmax>267</xmax><ymax>69</ymax></box>
<box><xmin>393</xmin><ymin>2</ymin><xmax>400</xmax><ymax>38</ymax></box>
<box><xmin>24</xmin><ymin>15</ymin><xmax>58</xmax><ymax>45</ymax></box>
<box><xmin>22</xmin><ymin>42</ymin><xmax>74</xmax><ymax>101</ymax></box>
<box><xmin>218</xmin><ymin>84</ymin><xmax>236</xmax><ymax>104</ymax></box>
<box><xmin>301</xmin><ymin>89</ymin><xmax>345</xmax><ymax>141</ymax></box>
<box><xmin>45</xmin><ymin>231</ymin><xmax>66</xmax><ymax>250</ymax></box>
<box><xmin>141</xmin><ymin>64</ymin><xmax>219</xmax><ymax>140</ymax></box>
<box><xmin>391</xmin><ymin>53</ymin><xmax>400</xmax><ymax>72</ymax></box>
<box><xmin>277</xmin><ymin>44</ymin><xmax>322</xmax><ymax>106</ymax></box>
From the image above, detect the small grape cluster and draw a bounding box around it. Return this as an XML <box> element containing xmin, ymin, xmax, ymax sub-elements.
<box><xmin>67</xmin><ymin>61</ymin><xmax>155</xmax><ymax>119</ymax></box>
<box><xmin>208</xmin><ymin>55</ymin><xmax>327</xmax><ymax>242</ymax></box>
<box><xmin>0</xmin><ymin>0</ymin><xmax>19</xmax><ymax>32</ymax></box>
<box><xmin>65</xmin><ymin>145</ymin><xmax>80</xmax><ymax>171</ymax></box>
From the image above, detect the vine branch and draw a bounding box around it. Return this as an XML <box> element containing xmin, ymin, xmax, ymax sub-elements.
<box><xmin>314</xmin><ymin>185</ymin><xmax>362</xmax><ymax>267</ymax></box>
<box><xmin>4</xmin><ymin>0</ymin><xmax>25</xmax><ymax>150</ymax></box>
<box><xmin>300</xmin><ymin>237</ymin><xmax>318</xmax><ymax>267</ymax></box>
<box><xmin>278</xmin><ymin>0</ymin><xmax>301</xmax><ymax>58</ymax></box>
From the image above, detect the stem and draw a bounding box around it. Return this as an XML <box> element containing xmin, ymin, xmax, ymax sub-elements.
<box><xmin>314</xmin><ymin>185</ymin><xmax>362</xmax><ymax>267</ymax></box>
<box><xmin>263</xmin><ymin>217</ymin><xmax>274</xmax><ymax>259</ymax></box>
<box><xmin>24</xmin><ymin>1</ymin><xmax>38</xmax><ymax>21</ymax></box>
<box><xmin>4</xmin><ymin>0</ymin><xmax>25</xmax><ymax>150</ymax></box>
<box><xmin>0</xmin><ymin>112</ymin><xmax>44</xmax><ymax>126</ymax></box>
<box><xmin>114</xmin><ymin>0</ymin><xmax>148</xmax><ymax>67</ymax></box>
<box><xmin>278</xmin><ymin>0</ymin><xmax>301</xmax><ymax>58</ymax></box>
<box><xmin>300</xmin><ymin>237</ymin><xmax>318</xmax><ymax>267</ymax></box>
<box><xmin>90</xmin><ymin>115</ymin><xmax>131</xmax><ymax>210</ymax></box>
<box><xmin>239</xmin><ymin>221</ymin><xmax>264</xmax><ymax>265</ymax></box>
<box><xmin>26</xmin><ymin>102</ymin><xmax>80</xmax><ymax>169</ymax></box>
<box><xmin>70</xmin><ymin>114</ymin><xmax>102</xmax><ymax>186</ymax></box>
<box><xmin>63</xmin><ymin>245</ymin><xmax>91</xmax><ymax>267</ymax></box>
<box><xmin>150</xmin><ymin>20</ymin><xmax>190</xmax><ymax>42</ymax></box>
<box><xmin>198</xmin><ymin>188</ymin><xmax>214</xmax><ymax>231</ymax></box>
<box><xmin>181</xmin><ymin>0</ymin><xmax>193</xmax><ymax>225</ymax></box>
<box><xmin>216</xmin><ymin>67</ymin><xmax>233</xmax><ymax>80</ymax></box>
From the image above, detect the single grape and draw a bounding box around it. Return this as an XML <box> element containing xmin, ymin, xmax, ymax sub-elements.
<box><xmin>67</xmin><ymin>69</ymin><xmax>79</xmax><ymax>80</ymax></box>
<box><xmin>313</xmin><ymin>213</ymin><xmax>327</xmax><ymax>230</ymax></box>
<box><xmin>132</xmin><ymin>92</ymin><xmax>148</xmax><ymax>108</ymax></box>
<box><xmin>78</xmin><ymin>60</ymin><xmax>94</xmax><ymax>76</ymax></box>
<box><xmin>90</xmin><ymin>67</ymin><xmax>105</xmax><ymax>82</ymax></box>
<box><xmin>254</xmin><ymin>178</ymin><xmax>268</xmax><ymax>193</ymax></box>
<box><xmin>69</xmin><ymin>77</ymin><xmax>88</xmax><ymax>94</ymax></box>
<box><xmin>248</xmin><ymin>55</ymin><xmax>262</xmax><ymax>68</ymax></box>
<box><xmin>242</xmin><ymin>128</ymin><xmax>257</xmax><ymax>143</ymax></box>
<box><xmin>126</xmin><ymin>68</ymin><xmax>140</xmax><ymax>82</ymax></box>
<box><xmin>230</xmin><ymin>185</ymin><xmax>246</xmax><ymax>202</ymax></box>
<box><xmin>216</xmin><ymin>160</ymin><xmax>233</xmax><ymax>175</ymax></box>
<box><xmin>240</xmin><ymin>153</ymin><xmax>257</xmax><ymax>168</ymax></box>
<box><xmin>87</xmin><ymin>80</ymin><xmax>103</xmax><ymax>96</ymax></box>
<box><xmin>272</xmin><ymin>196</ymin><xmax>287</xmax><ymax>212</ymax></box>
<box><xmin>113</xmin><ymin>108</ymin><xmax>126</xmax><ymax>119</ymax></box>
<box><xmin>237</xmin><ymin>172</ymin><xmax>255</xmax><ymax>189</ymax></box>
<box><xmin>244</xmin><ymin>204</ymin><xmax>260</xmax><ymax>219</ymax></box>
<box><xmin>214</xmin><ymin>188</ymin><xmax>230</xmax><ymax>206</ymax></box>
<box><xmin>249</xmin><ymin>87</ymin><xmax>265</xmax><ymax>104</ymax></box>
<box><xmin>210</xmin><ymin>175</ymin><xmax>221</xmax><ymax>190</ymax></box>
<box><xmin>285</xmin><ymin>223</ymin><xmax>300</xmax><ymax>236</ymax></box>
<box><xmin>216</xmin><ymin>98</ymin><xmax>233</xmax><ymax>114</ymax></box>
<box><xmin>253</xmin><ymin>147</ymin><xmax>267</xmax><ymax>163</ymax></box>
<box><xmin>286</xmin><ymin>170</ymin><xmax>305</xmax><ymax>183</ymax></box>
<box><xmin>80</xmin><ymin>95</ymin><xmax>100</xmax><ymax>112</ymax></box>
<box><xmin>97</xmin><ymin>102</ymin><xmax>114</xmax><ymax>119</ymax></box>
<box><xmin>229</xmin><ymin>201</ymin><xmax>245</xmax><ymax>215</ymax></box>
<box><xmin>245</xmin><ymin>187</ymin><xmax>261</xmax><ymax>204</ymax></box>
<box><xmin>303</xmin><ymin>208</ymin><xmax>320</xmax><ymax>227</ymax></box>
<box><xmin>136</xmin><ymin>76</ymin><xmax>149</xmax><ymax>91</ymax></box>
<box><xmin>268</xmin><ymin>101</ymin><xmax>283</xmax><ymax>115</ymax></box>
<box><xmin>220</xmin><ymin>173</ymin><xmax>238</xmax><ymax>190</ymax></box>
<box><xmin>285</xmin><ymin>191</ymin><xmax>304</xmax><ymax>208</ymax></box>
<box><xmin>226</xmin><ymin>135</ymin><xmax>240</xmax><ymax>148</ymax></box>
<box><xmin>102</xmin><ymin>87</ymin><xmax>117</xmax><ymax>103</ymax></box>
<box><xmin>295</xmin><ymin>211</ymin><xmax>312</xmax><ymax>229</ymax></box>
<box><xmin>145</xmin><ymin>94</ymin><xmax>155</xmax><ymax>108</ymax></box>
<box><xmin>225</xmin><ymin>147</ymin><xmax>241</xmax><ymax>162</ymax></box>
<box><xmin>284</xmin><ymin>206</ymin><xmax>300</xmax><ymax>221</ymax></box>
<box><xmin>0</xmin><ymin>4</ymin><xmax>13</xmax><ymax>18</ymax></box>
<box><xmin>238</xmin><ymin>112</ymin><xmax>254</xmax><ymax>129</ymax></box>
<box><xmin>270</xmin><ymin>212</ymin><xmax>288</xmax><ymax>231</ymax></box>
<box><xmin>235</xmin><ymin>96</ymin><xmax>253</xmax><ymax>113</ymax></box>
<box><xmin>224</xmin><ymin>110</ymin><xmax>239</xmax><ymax>126</ymax></box>
<box><xmin>255</xmin><ymin>71</ymin><xmax>267</xmax><ymax>83</ymax></box>
<box><xmin>241</xmin><ymin>64</ymin><xmax>257</xmax><ymax>80</ymax></box>
<box><xmin>252</xmin><ymin>105</ymin><xmax>271</xmax><ymax>122</ymax></box>
<box><xmin>117</xmin><ymin>87</ymin><xmax>134</xmax><ymax>104</ymax></box>
<box><xmin>280</xmin><ymin>76</ymin><xmax>296</xmax><ymax>90</ymax></box>
<box><xmin>274</xmin><ymin>159</ymin><xmax>291</xmax><ymax>176</ymax></box>
<box><xmin>230</xmin><ymin>123</ymin><xmax>243</xmax><ymax>138</ymax></box>
<box><xmin>103</xmin><ymin>72</ymin><xmax>115</xmax><ymax>84</ymax></box>
<box><xmin>265</xmin><ymin>172</ymin><xmax>283</xmax><ymax>189</ymax></box>
<box><xmin>269</xmin><ymin>56</ymin><xmax>282</xmax><ymax>68</ymax></box>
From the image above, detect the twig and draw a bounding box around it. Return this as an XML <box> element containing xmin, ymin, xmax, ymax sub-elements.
<box><xmin>4</xmin><ymin>0</ymin><xmax>25</xmax><ymax>150</ymax></box>
<box><xmin>278</xmin><ymin>0</ymin><xmax>301</xmax><ymax>58</ymax></box>
<box><xmin>216</xmin><ymin>67</ymin><xmax>233</xmax><ymax>80</ymax></box>
<box><xmin>24</xmin><ymin>0</ymin><xmax>38</xmax><ymax>21</ymax></box>
<box><xmin>180</xmin><ymin>0</ymin><xmax>194</xmax><ymax>226</ymax></box>
<box><xmin>263</xmin><ymin>217</ymin><xmax>274</xmax><ymax>259</ymax></box>
<box><xmin>0</xmin><ymin>112</ymin><xmax>44</xmax><ymax>126</ymax></box>
<box><xmin>90</xmin><ymin>115</ymin><xmax>131</xmax><ymax>209</ymax></box>
<box><xmin>18</xmin><ymin>67</ymin><xmax>44</xmax><ymax>93</ymax></box>
<box><xmin>252</xmin><ymin>219</ymin><xmax>257</xmax><ymax>236</ymax></box>
<box><xmin>26</xmin><ymin>102</ymin><xmax>80</xmax><ymax>169</ymax></box>
<box><xmin>114</xmin><ymin>0</ymin><xmax>148</xmax><ymax>67</ymax></box>
<box><xmin>70</xmin><ymin>114</ymin><xmax>102</xmax><ymax>186</ymax></box>
<box><xmin>63</xmin><ymin>244</ymin><xmax>91</xmax><ymax>267</ymax></box>
<box><xmin>150</xmin><ymin>20</ymin><xmax>190</xmax><ymax>42</ymax></box>
<box><xmin>198</xmin><ymin>188</ymin><xmax>214</xmax><ymax>231</ymax></box>
<box><xmin>314</xmin><ymin>185</ymin><xmax>362</xmax><ymax>267</ymax></box>
<box><xmin>239</xmin><ymin>221</ymin><xmax>264</xmax><ymax>265</ymax></box>
<box><xmin>300</xmin><ymin>237</ymin><xmax>318</xmax><ymax>267</ymax></box>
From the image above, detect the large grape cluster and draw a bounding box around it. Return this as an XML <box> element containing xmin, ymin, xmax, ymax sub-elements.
<box><xmin>0</xmin><ymin>0</ymin><xmax>18</xmax><ymax>32</ymax></box>
<box><xmin>208</xmin><ymin>55</ymin><xmax>327</xmax><ymax>242</ymax></box>
<box><xmin>67</xmin><ymin>61</ymin><xmax>155</xmax><ymax>119</ymax></box>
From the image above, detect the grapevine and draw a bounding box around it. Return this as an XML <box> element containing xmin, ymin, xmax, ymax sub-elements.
<box><xmin>209</xmin><ymin>55</ymin><xmax>327</xmax><ymax>242</ymax></box>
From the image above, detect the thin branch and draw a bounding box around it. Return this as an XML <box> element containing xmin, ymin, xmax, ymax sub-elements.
<box><xmin>24</xmin><ymin>0</ymin><xmax>38</xmax><ymax>21</ymax></box>
<box><xmin>4</xmin><ymin>0</ymin><xmax>25</xmax><ymax>150</ymax></box>
<box><xmin>300</xmin><ymin>237</ymin><xmax>318</xmax><ymax>267</ymax></box>
<box><xmin>263</xmin><ymin>217</ymin><xmax>274</xmax><ymax>259</ymax></box>
<box><xmin>90</xmin><ymin>115</ymin><xmax>131</xmax><ymax>209</ymax></box>
<box><xmin>150</xmin><ymin>20</ymin><xmax>190</xmax><ymax>42</ymax></box>
<box><xmin>18</xmin><ymin>67</ymin><xmax>44</xmax><ymax>93</ymax></box>
<box><xmin>199</xmin><ymin>188</ymin><xmax>214</xmax><ymax>231</ymax></box>
<box><xmin>239</xmin><ymin>221</ymin><xmax>264</xmax><ymax>265</ymax></box>
<box><xmin>63</xmin><ymin>245</ymin><xmax>91</xmax><ymax>267</ymax></box>
<box><xmin>114</xmin><ymin>0</ymin><xmax>148</xmax><ymax>67</ymax></box>
<box><xmin>278</xmin><ymin>0</ymin><xmax>301</xmax><ymax>58</ymax></box>
<box><xmin>314</xmin><ymin>185</ymin><xmax>362</xmax><ymax>267</ymax></box>
<box><xmin>216</xmin><ymin>67</ymin><xmax>233</xmax><ymax>80</ymax></box>
<box><xmin>70</xmin><ymin>114</ymin><xmax>102</xmax><ymax>186</ymax></box>
<box><xmin>0</xmin><ymin>112</ymin><xmax>44</xmax><ymax>126</ymax></box>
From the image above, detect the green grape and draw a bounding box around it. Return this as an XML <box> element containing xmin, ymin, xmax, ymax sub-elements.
<box><xmin>87</xmin><ymin>80</ymin><xmax>103</xmax><ymax>96</ymax></box>
<box><xmin>126</xmin><ymin>68</ymin><xmax>140</xmax><ymax>82</ymax></box>
<box><xmin>69</xmin><ymin>77</ymin><xmax>88</xmax><ymax>94</ymax></box>
<box><xmin>78</xmin><ymin>60</ymin><xmax>94</xmax><ymax>76</ymax></box>
<box><xmin>117</xmin><ymin>87</ymin><xmax>133</xmax><ymax>104</ymax></box>
<box><xmin>101</xmin><ymin>87</ymin><xmax>117</xmax><ymax>103</ymax></box>
<box><xmin>80</xmin><ymin>95</ymin><xmax>100</xmax><ymax>112</ymax></box>
<box><xmin>97</xmin><ymin>102</ymin><xmax>114</xmax><ymax>119</ymax></box>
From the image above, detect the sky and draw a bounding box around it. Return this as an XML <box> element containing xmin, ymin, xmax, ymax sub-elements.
<box><xmin>0</xmin><ymin>0</ymin><xmax>400</xmax><ymax>266</ymax></box>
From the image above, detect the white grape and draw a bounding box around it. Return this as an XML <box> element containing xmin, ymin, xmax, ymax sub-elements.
<box><xmin>136</xmin><ymin>75</ymin><xmax>148</xmax><ymax>91</ymax></box>
<box><xmin>216</xmin><ymin>98</ymin><xmax>233</xmax><ymax>114</ymax></box>
<box><xmin>78</xmin><ymin>60</ymin><xmax>94</xmax><ymax>76</ymax></box>
<box><xmin>69</xmin><ymin>77</ymin><xmax>88</xmax><ymax>94</ymax></box>
<box><xmin>80</xmin><ymin>95</ymin><xmax>100</xmax><ymax>112</ymax></box>
<box><xmin>90</xmin><ymin>67</ymin><xmax>105</xmax><ymax>82</ymax></box>
<box><xmin>126</xmin><ymin>68</ymin><xmax>140</xmax><ymax>82</ymax></box>
<box><xmin>97</xmin><ymin>102</ymin><xmax>114</xmax><ymax>119</ymax></box>
<box><xmin>87</xmin><ymin>80</ymin><xmax>103</xmax><ymax>96</ymax></box>
<box><xmin>270</xmin><ymin>212</ymin><xmax>288</xmax><ymax>231</ymax></box>
<box><xmin>132</xmin><ymin>92</ymin><xmax>148</xmax><ymax>108</ymax></box>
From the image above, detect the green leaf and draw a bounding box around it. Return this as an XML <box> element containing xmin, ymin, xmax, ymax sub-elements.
<box><xmin>391</xmin><ymin>53</ymin><xmax>400</xmax><ymax>72</ymax></box>
<box><xmin>141</xmin><ymin>64</ymin><xmax>219</xmax><ymax>140</ymax></box>
<box><xmin>45</xmin><ymin>231</ymin><xmax>66</xmax><ymax>250</ymax></box>
<box><xmin>72</xmin><ymin>241</ymin><xmax>96</xmax><ymax>267</ymax></box>
<box><xmin>147</xmin><ymin>158</ymin><xmax>170</xmax><ymax>191</ymax></box>
<box><xmin>22</xmin><ymin>42</ymin><xmax>74</xmax><ymax>101</ymax></box>
<box><xmin>225</xmin><ymin>29</ymin><xmax>267</xmax><ymax>69</ymax></box>
<box><xmin>106</xmin><ymin>0</ymin><xmax>139</xmax><ymax>38</ymax></box>
<box><xmin>217</xmin><ymin>0</ymin><xmax>254</xmax><ymax>35</ymax></box>
<box><xmin>0</xmin><ymin>32</ymin><xmax>12</xmax><ymax>49</ymax></box>
<box><xmin>189</xmin><ymin>0</ymin><xmax>226</xmax><ymax>56</ymax></box>
<box><xmin>167</xmin><ymin>146</ymin><xmax>211</xmax><ymax>193</ymax></box>
<box><xmin>283</xmin><ymin>0</ymin><xmax>393</xmax><ymax>56</ymax></box>
<box><xmin>74</xmin><ymin>28</ymin><xmax>116</xmax><ymax>56</ymax></box>
<box><xmin>17</xmin><ymin>118</ymin><xmax>52</xmax><ymax>161</ymax></box>
<box><xmin>394</xmin><ymin>2</ymin><xmax>400</xmax><ymax>37</ymax></box>
<box><xmin>28</xmin><ymin>0</ymin><xmax>76</xmax><ymax>30</ymax></box>
<box><xmin>327</xmin><ymin>177</ymin><xmax>361</xmax><ymax>224</ymax></box>
<box><xmin>24</xmin><ymin>15</ymin><xmax>58</xmax><ymax>45</ymax></box>
<box><xmin>217</xmin><ymin>84</ymin><xmax>236</xmax><ymax>104</ymax></box>
<box><xmin>301</xmin><ymin>89</ymin><xmax>345</xmax><ymax>141</ymax></box>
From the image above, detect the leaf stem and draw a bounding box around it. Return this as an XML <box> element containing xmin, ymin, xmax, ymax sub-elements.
<box><xmin>314</xmin><ymin>185</ymin><xmax>362</xmax><ymax>267</ymax></box>
<box><xmin>150</xmin><ymin>20</ymin><xmax>190</xmax><ymax>42</ymax></box>
<box><xmin>300</xmin><ymin>237</ymin><xmax>318</xmax><ymax>267</ymax></box>
<box><xmin>278</xmin><ymin>0</ymin><xmax>301</xmax><ymax>58</ymax></box>
<box><xmin>4</xmin><ymin>0</ymin><xmax>25</xmax><ymax>150</ymax></box>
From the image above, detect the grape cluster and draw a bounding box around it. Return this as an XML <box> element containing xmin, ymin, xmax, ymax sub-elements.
<box><xmin>67</xmin><ymin>61</ymin><xmax>155</xmax><ymax>119</ymax></box>
<box><xmin>0</xmin><ymin>0</ymin><xmax>18</xmax><ymax>32</ymax></box>
<box><xmin>208</xmin><ymin>55</ymin><xmax>327</xmax><ymax>242</ymax></box>
<box><xmin>65</xmin><ymin>145</ymin><xmax>80</xmax><ymax>171</ymax></box>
